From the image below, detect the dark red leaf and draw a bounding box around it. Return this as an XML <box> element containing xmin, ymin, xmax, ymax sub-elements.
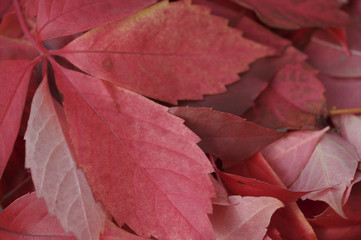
<box><xmin>230</xmin><ymin>0</ymin><xmax>350</xmax><ymax>29</ymax></box>
<box><xmin>170</xmin><ymin>107</ymin><xmax>285</xmax><ymax>168</ymax></box>
<box><xmin>244</xmin><ymin>62</ymin><xmax>326</xmax><ymax>130</ymax></box>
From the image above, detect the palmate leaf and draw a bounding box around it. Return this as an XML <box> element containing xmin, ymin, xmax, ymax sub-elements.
<box><xmin>25</xmin><ymin>78</ymin><xmax>106</xmax><ymax>240</ymax></box>
<box><xmin>56</xmin><ymin>0</ymin><xmax>274</xmax><ymax>104</ymax></box>
<box><xmin>53</xmin><ymin>63</ymin><xmax>215</xmax><ymax>240</ymax></box>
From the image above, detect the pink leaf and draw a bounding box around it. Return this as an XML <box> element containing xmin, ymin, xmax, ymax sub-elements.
<box><xmin>25</xmin><ymin>77</ymin><xmax>106</xmax><ymax>240</ymax></box>
<box><xmin>169</xmin><ymin>107</ymin><xmax>285</xmax><ymax>168</ymax></box>
<box><xmin>0</xmin><ymin>193</ymin><xmax>76</xmax><ymax>239</ymax></box>
<box><xmin>0</xmin><ymin>192</ymin><xmax>151</xmax><ymax>240</ymax></box>
<box><xmin>36</xmin><ymin>0</ymin><xmax>156</xmax><ymax>41</ymax></box>
<box><xmin>209</xmin><ymin>195</ymin><xmax>283</xmax><ymax>240</ymax></box>
<box><xmin>332</xmin><ymin>114</ymin><xmax>361</xmax><ymax>159</ymax></box>
<box><xmin>262</xmin><ymin>127</ymin><xmax>329</xmax><ymax>186</ymax></box>
<box><xmin>290</xmin><ymin>133</ymin><xmax>359</xmax><ymax>217</ymax></box>
<box><xmin>225</xmin><ymin>152</ymin><xmax>318</xmax><ymax>240</ymax></box>
<box><xmin>319</xmin><ymin>74</ymin><xmax>361</xmax><ymax>111</ymax></box>
<box><xmin>57</xmin><ymin>0</ymin><xmax>274</xmax><ymax>104</ymax></box>
<box><xmin>244</xmin><ymin>62</ymin><xmax>326</xmax><ymax>130</ymax></box>
<box><xmin>53</xmin><ymin>64</ymin><xmax>215</xmax><ymax>240</ymax></box>
<box><xmin>0</xmin><ymin>60</ymin><xmax>32</xmax><ymax>178</ymax></box>
<box><xmin>230</xmin><ymin>0</ymin><xmax>350</xmax><ymax>29</ymax></box>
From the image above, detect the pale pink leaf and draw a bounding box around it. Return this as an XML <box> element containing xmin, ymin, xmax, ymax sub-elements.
<box><xmin>332</xmin><ymin>114</ymin><xmax>361</xmax><ymax>159</ymax></box>
<box><xmin>209</xmin><ymin>195</ymin><xmax>283</xmax><ymax>240</ymax></box>
<box><xmin>290</xmin><ymin>133</ymin><xmax>359</xmax><ymax>217</ymax></box>
<box><xmin>262</xmin><ymin>127</ymin><xmax>329</xmax><ymax>186</ymax></box>
<box><xmin>25</xmin><ymin>78</ymin><xmax>106</xmax><ymax>240</ymax></box>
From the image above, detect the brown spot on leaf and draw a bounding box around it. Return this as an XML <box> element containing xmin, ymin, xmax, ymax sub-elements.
<box><xmin>102</xmin><ymin>58</ymin><xmax>113</xmax><ymax>72</ymax></box>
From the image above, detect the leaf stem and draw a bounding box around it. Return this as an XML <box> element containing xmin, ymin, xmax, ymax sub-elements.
<box><xmin>329</xmin><ymin>108</ymin><xmax>361</xmax><ymax>116</ymax></box>
<box><xmin>13</xmin><ymin>0</ymin><xmax>46</xmax><ymax>55</ymax></box>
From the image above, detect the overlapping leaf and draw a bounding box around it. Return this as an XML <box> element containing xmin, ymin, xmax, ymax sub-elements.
<box><xmin>209</xmin><ymin>195</ymin><xmax>283</xmax><ymax>240</ymax></box>
<box><xmin>170</xmin><ymin>107</ymin><xmax>285</xmax><ymax>167</ymax></box>
<box><xmin>304</xmin><ymin>0</ymin><xmax>361</xmax><ymax>78</ymax></box>
<box><xmin>0</xmin><ymin>193</ymin><xmax>76</xmax><ymax>239</ymax></box>
<box><xmin>0</xmin><ymin>192</ymin><xmax>151</xmax><ymax>240</ymax></box>
<box><xmin>304</xmin><ymin>30</ymin><xmax>361</xmax><ymax>78</ymax></box>
<box><xmin>57</xmin><ymin>0</ymin><xmax>274</xmax><ymax>104</ymax></box>
<box><xmin>262</xmin><ymin>127</ymin><xmax>329</xmax><ymax>186</ymax></box>
<box><xmin>25</xmin><ymin>78</ymin><xmax>106</xmax><ymax>240</ymax></box>
<box><xmin>180</xmin><ymin>18</ymin><xmax>296</xmax><ymax>116</ymax></box>
<box><xmin>53</xmin><ymin>64</ymin><xmax>215</xmax><ymax>240</ymax></box>
<box><xmin>333</xmin><ymin>114</ymin><xmax>361</xmax><ymax>159</ymax></box>
<box><xmin>224</xmin><ymin>153</ymin><xmax>317</xmax><ymax>240</ymax></box>
<box><xmin>0</xmin><ymin>36</ymin><xmax>38</xmax><ymax>60</ymax></box>
<box><xmin>0</xmin><ymin>60</ymin><xmax>32</xmax><ymax>178</ymax></box>
<box><xmin>290</xmin><ymin>133</ymin><xmax>359</xmax><ymax>217</ymax></box>
<box><xmin>244</xmin><ymin>62</ymin><xmax>326</xmax><ymax>130</ymax></box>
<box><xmin>230</xmin><ymin>0</ymin><xmax>349</xmax><ymax>29</ymax></box>
<box><xmin>36</xmin><ymin>0</ymin><xmax>156</xmax><ymax>41</ymax></box>
<box><xmin>319</xmin><ymin>74</ymin><xmax>361</xmax><ymax>111</ymax></box>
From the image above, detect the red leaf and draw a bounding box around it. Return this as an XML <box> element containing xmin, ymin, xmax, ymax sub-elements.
<box><xmin>244</xmin><ymin>62</ymin><xmax>326</xmax><ymax>130</ymax></box>
<box><xmin>262</xmin><ymin>127</ymin><xmax>329</xmax><ymax>186</ymax></box>
<box><xmin>57</xmin><ymin>0</ymin><xmax>274</xmax><ymax>104</ymax></box>
<box><xmin>304</xmin><ymin>30</ymin><xmax>361</xmax><ymax>78</ymax></box>
<box><xmin>219</xmin><ymin>170</ymin><xmax>307</xmax><ymax>203</ymax></box>
<box><xmin>181</xmin><ymin>46</ymin><xmax>306</xmax><ymax>116</ymax></box>
<box><xmin>290</xmin><ymin>133</ymin><xmax>359</xmax><ymax>217</ymax></box>
<box><xmin>0</xmin><ymin>60</ymin><xmax>33</xmax><ymax>178</ymax></box>
<box><xmin>0</xmin><ymin>36</ymin><xmax>39</xmax><ymax>60</ymax></box>
<box><xmin>36</xmin><ymin>0</ymin><xmax>156</xmax><ymax>41</ymax></box>
<box><xmin>169</xmin><ymin>107</ymin><xmax>285</xmax><ymax>168</ymax></box>
<box><xmin>53</xmin><ymin>65</ymin><xmax>215</xmax><ymax>240</ymax></box>
<box><xmin>235</xmin><ymin>16</ymin><xmax>290</xmax><ymax>54</ymax></box>
<box><xmin>209</xmin><ymin>195</ymin><xmax>283</xmax><ymax>240</ymax></box>
<box><xmin>319</xmin><ymin>74</ymin><xmax>361</xmax><ymax>111</ymax></box>
<box><xmin>25</xmin><ymin>77</ymin><xmax>106</xmax><ymax>240</ymax></box>
<box><xmin>230</xmin><ymin>0</ymin><xmax>350</xmax><ymax>29</ymax></box>
<box><xmin>226</xmin><ymin>152</ymin><xmax>318</xmax><ymax>240</ymax></box>
<box><xmin>325</xmin><ymin>27</ymin><xmax>350</xmax><ymax>55</ymax></box>
<box><xmin>0</xmin><ymin>12</ymin><xmax>22</xmax><ymax>38</ymax></box>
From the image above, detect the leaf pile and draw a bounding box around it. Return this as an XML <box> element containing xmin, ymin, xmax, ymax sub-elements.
<box><xmin>0</xmin><ymin>0</ymin><xmax>361</xmax><ymax>239</ymax></box>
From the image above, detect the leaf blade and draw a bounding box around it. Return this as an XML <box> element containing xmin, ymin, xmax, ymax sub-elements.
<box><xmin>25</xmin><ymin>77</ymin><xmax>106</xmax><ymax>240</ymax></box>
<box><xmin>58</xmin><ymin>0</ymin><xmax>274</xmax><ymax>104</ymax></box>
<box><xmin>53</xmin><ymin>65</ymin><xmax>215</xmax><ymax>240</ymax></box>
